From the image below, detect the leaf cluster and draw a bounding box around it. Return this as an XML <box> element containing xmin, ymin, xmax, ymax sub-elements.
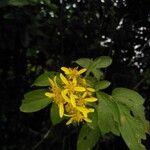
<box><xmin>20</xmin><ymin>56</ymin><xmax>150</xmax><ymax>150</ymax></box>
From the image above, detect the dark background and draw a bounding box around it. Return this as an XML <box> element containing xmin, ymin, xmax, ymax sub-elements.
<box><xmin>0</xmin><ymin>0</ymin><xmax>150</xmax><ymax>149</ymax></box>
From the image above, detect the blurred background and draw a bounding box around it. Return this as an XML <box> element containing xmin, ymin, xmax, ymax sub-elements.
<box><xmin>0</xmin><ymin>0</ymin><xmax>150</xmax><ymax>149</ymax></box>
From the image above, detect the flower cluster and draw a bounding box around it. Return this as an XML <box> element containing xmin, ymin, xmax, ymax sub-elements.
<box><xmin>45</xmin><ymin>67</ymin><xmax>97</xmax><ymax>125</ymax></box>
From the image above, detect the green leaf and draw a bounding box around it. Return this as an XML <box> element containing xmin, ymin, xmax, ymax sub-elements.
<box><xmin>97</xmin><ymin>92</ymin><xmax>120</xmax><ymax>136</ymax></box>
<box><xmin>74</xmin><ymin>58</ymin><xmax>93</xmax><ymax>68</ymax></box>
<box><xmin>75</xmin><ymin>57</ymin><xmax>111</xmax><ymax>80</ymax></box>
<box><xmin>85</xmin><ymin>76</ymin><xmax>97</xmax><ymax>87</ymax></box>
<box><xmin>144</xmin><ymin>120</ymin><xmax>150</xmax><ymax>134</ymax></box>
<box><xmin>87</xmin><ymin>108</ymin><xmax>98</xmax><ymax>129</ymax></box>
<box><xmin>50</xmin><ymin>103</ymin><xmax>64</xmax><ymax>125</ymax></box>
<box><xmin>112</xmin><ymin>88</ymin><xmax>144</xmax><ymax>105</ymax></box>
<box><xmin>92</xmin><ymin>69</ymin><xmax>103</xmax><ymax>80</ymax></box>
<box><xmin>77</xmin><ymin>124</ymin><xmax>100</xmax><ymax>150</ymax></box>
<box><xmin>112</xmin><ymin>88</ymin><xmax>147</xmax><ymax>149</ymax></box>
<box><xmin>20</xmin><ymin>89</ymin><xmax>51</xmax><ymax>113</ymax></box>
<box><xmin>117</xmin><ymin>103</ymin><xmax>146</xmax><ymax>150</ymax></box>
<box><xmin>33</xmin><ymin>71</ymin><xmax>58</xmax><ymax>87</ymax></box>
<box><xmin>95</xmin><ymin>80</ymin><xmax>111</xmax><ymax>91</ymax></box>
<box><xmin>92</xmin><ymin>56</ymin><xmax>112</xmax><ymax>69</ymax></box>
<box><xmin>112</xmin><ymin>88</ymin><xmax>145</xmax><ymax>120</ymax></box>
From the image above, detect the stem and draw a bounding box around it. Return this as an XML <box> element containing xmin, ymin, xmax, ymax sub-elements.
<box><xmin>32</xmin><ymin>128</ymin><xmax>53</xmax><ymax>150</ymax></box>
<box><xmin>133</xmin><ymin>78</ymin><xmax>145</xmax><ymax>90</ymax></box>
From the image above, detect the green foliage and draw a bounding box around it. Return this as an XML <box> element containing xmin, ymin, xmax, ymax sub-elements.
<box><xmin>77</xmin><ymin>125</ymin><xmax>100</xmax><ymax>150</ymax></box>
<box><xmin>95</xmin><ymin>80</ymin><xmax>111</xmax><ymax>91</ymax></box>
<box><xmin>74</xmin><ymin>58</ymin><xmax>93</xmax><ymax>68</ymax></box>
<box><xmin>50</xmin><ymin>103</ymin><xmax>64</xmax><ymax>125</ymax></box>
<box><xmin>112</xmin><ymin>88</ymin><xmax>145</xmax><ymax>121</ymax></box>
<box><xmin>75</xmin><ymin>56</ymin><xmax>112</xmax><ymax>80</ymax></box>
<box><xmin>33</xmin><ymin>71</ymin><xmax>57</xmax><ymax>87</ymax></box>
<box><xmin>93</xmin><ymin>56</ymin><xmax>112</xmax><ymax>69</ymax></box>
<box><xmin>94</xmin><ymin>88</ymin><xmax>148</xmax><ymax>150</ymax></box>
<box><xmin>20</xmin><ymin>89</ymin><xmax>51</xmax><ymax>113</ymax></box>
<box><xmin>20</xmin><ymin>58</ymin><xmax>149</xmax><ymax>150</ymax></box>
<box><xmin>145</xmin><ymin>120</ymin><xmax>150</xmax><ymax>134</ymax></box>
<box><xmin>117</xmin><ymin>103</ymin><xmax>146</xmax><ymax>150</ymax></box>
<box><xmin>112</xmin><ymin>88</ymin><xmax>147</xmax><ymax>150</ymax></box>
<box><xmin>85</xmin><ymin>76</ymin><xmax>97</xmax><ymax>87</ymax></box>
<box><xmin>87</xmin><ymin>109</ymin><xmax>99</xmax><ymax>130</ymax></box>
<box><xmin>97</xmin><ymin>92</ymin><xmax>120</xmax><ymax>136</ymax></box>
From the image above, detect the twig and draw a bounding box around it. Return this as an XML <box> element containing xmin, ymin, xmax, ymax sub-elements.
<box><xmin>32</xmin><ymin>128</ymin><xmax>52</xmax><ymax>150</ymax></box>
<box><xmin>133</xmin><ymin>78</ymin><xmax>145</xmax><ymax>90</ymax></box>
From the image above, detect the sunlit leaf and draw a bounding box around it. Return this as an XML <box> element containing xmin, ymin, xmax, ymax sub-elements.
<box><xmin>77</xmin><ymin>124</ymin><xmax>100</xmax><ymax>150</ymax></box>
<box><xmin>112</xmin><ymin>88</ymin><xmax>148</xmax><ymax>150</ymax></box>
<box><xmin>97</xmin><ymin>92</ymin><xmax>120</xmax><ymax>136</ymax></box>
<box><xmin>95</xmin><ymin>80</ymin><xmax>111</xmax><ymax>91</ymax></box>
<box><xmin>20</xmin><ymin>89</ymin><xmax>51</xmax><ymax>113</ymax></box>
<box><xmin>144</xmin><ymin>120</ymin><xmax>150</xmax><ymax>134</ymax></box>
<box><xmin>87</xmin><ymin>106</ymin><xmax>99</xmax><ymax>129</ymax></box>
<box><xmin>117</xmin><ymin>103</ymin><xmax>146</xmax><ymax>150</ymax></box>
<box><xmin>75</xmin><ymin>57</ymin><xmax>111</xmax><ymax>80</ymax></box>
<box><xmin>50</xmin><ymin>103</ymin><xmax>64</xmax><ymax>125</ymax></box>
<box><xmin>75</xmin><ymin>58</ymin><xmax>93</xmax><ymax>68</ymax></box>
<box><xmin>112</xmin><ymin>88</ymin><xmax>145</xmax><ymax>120</ymax></box>
<box><xmin>85</xmin><ymin>76</ymin><xmax>97</xmax><ymax>87</ymax></box>
<box><xmin>33</xmin><ymin>71</ymin><xmax>58</xmax><ymax>87</ymax></box>
<box><xmin>112</xmin><ymin>88</ymin><xmax>144</xmax><ymax>105</ymax></box>
<box><xmin>92</xmin><ymin>56</ymin><xmax>112</xmax><ymax>69</ymax></box>
<box><xmin>92</xmin><ymin>69</ymin><xmax>103</xmax><ymax>80</ymax></box>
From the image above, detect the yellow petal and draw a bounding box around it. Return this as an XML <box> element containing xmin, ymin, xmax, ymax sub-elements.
<box><xmin>74</xmin><ymin>94</ymin><xmax>78</xmax><ymax>99</ymax></box>
<box><xmin>48</xmin><ymin>78</ymin><xmax>54</xmax><ymax>87</ymax></box>
<box><xmin>70</xmin><ymin>93</ymin><xmax>76</xmax><ymax>107</ymax></box>
<box><xmin>74</xmin><ymin>87</ymin><xmax>85</xmax><ymax>92</ymax></box>
<box><xmin>58</xmin><ymin>103</ymin><xmax>64</xmax><ymax>118</ymax></box>
<box><xmin>82</xmin><ymin>92</ymin><xmax>87</xmax><ymax>98</ymax></box>
<box><xmin>64</xmin><ymin>114</ymin><xmax>75</xmax><ymax>117</ymax></box>
<box><xmin>61</xmin><ymin>90</ymin><xmax>70</xmax><ymax>102</ymax></box>
<box><xmin>66</xmin><ymin>118</ymin><xmax>73</xmax><ymax>125</ymax></box>
<box><xmin>84</xmin><ymin>97</ymin><xmax>97</xmax><ymax>102</ymax></box>
<box><xmin>61</xmin><ymin>67</ymin><xmax>70</xmax><ymax>74</ymax></box>
<box><xmin>88</xmin><ymin>108</ymin><xmax>94</xmax><ymax>112</ymax></box>
<box><xmin>72</xmin><ymin>78</ymin><xmax>77</xmax><ymax>86</ymax></box>
<box><xmin>60</xmin><ymin>73</ymin><xmax>68</xmax><ymax>85</ymax></box>
<box><xmin>45</xmin><ymin>92</ymin><xmax>55</xmax><ymax>98</ymax></box>
<box><xmin>78</xmin><ymin>68</ymin><xmax>87</xmax><ymax>75</ymax></box>
<box><xmin>76</xmin><ymin>107</ymin><xmax>88</xmax><ymax>117</ymax></box>
<box><xmin>54</xmin><ymin>76</ymin><xmax>57</xmax><ymax>85</ymax></box>
<box><xmin>82</xmin><ymin>79</ymin><xmax>87</xmax><ymax>85</ymax></box>
<box><xmin>84</xmin><ymin>117</ymin><xmax>92</xmax><ymax>123</ymax></box>
<box><xmin>77</xmin><ymin>107</ymin><xmax>94</xmax><ymax>117</ymax></box>
<box><xmin>87</xmin><ymin>87</ymin><xmax>95</xmax><ymax>92</ymax></box>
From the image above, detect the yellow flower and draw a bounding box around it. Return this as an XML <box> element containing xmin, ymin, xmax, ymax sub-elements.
<box><xmin>61</xmin><ymin>89</ymin><xmax>78</xmax><ymax>107</ymax></box>
<box><xmin>61</xmin><ymin>67</ymin><xmax>87</xmax><ymax>79</ymax></box>
<box><xmin>60</xmin><ymin>73</ymin><xmax>85</xmax><ymax>93</ymax></box>
<box><xmin>76</xmin><ymin>96</ymin><xmax>97</xmax><ymax>106</ymax></box>
<box><xmin>45</xmin><ymin>66</ymin><xmax>97</xmax><ymax>125</ymax></box>
<box><xmin>65</xmin><ymin>103</ymin><xmax>77</xmax><ymax>114</ymax></box>
<box><xmin>82</xmin><ymin>87</ymin><xmax>96</xmax><ymax>98</ymax></box>
<box><xmin>45</xmin><ymin>76</ymin><xmax>65</xmax><ymax>118</ymax></box>
<box><xmin>64</xmin><ymin>102</ymin><xmax>94</xmax><ymax>125</ymax></box>
<box><xmin>76</xmin><ymin>106</ymin><xmax>94</xmax><ymax>118</ymax></box>
<box><xmin>65</xmin><ymin>112</ymin><xmax>92</xmax><ymax>125</ymax></box>
<box><xmin>78</xmin><ymin>78</ymin><xmax>96</xmax><ymax>97</ymax></box>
